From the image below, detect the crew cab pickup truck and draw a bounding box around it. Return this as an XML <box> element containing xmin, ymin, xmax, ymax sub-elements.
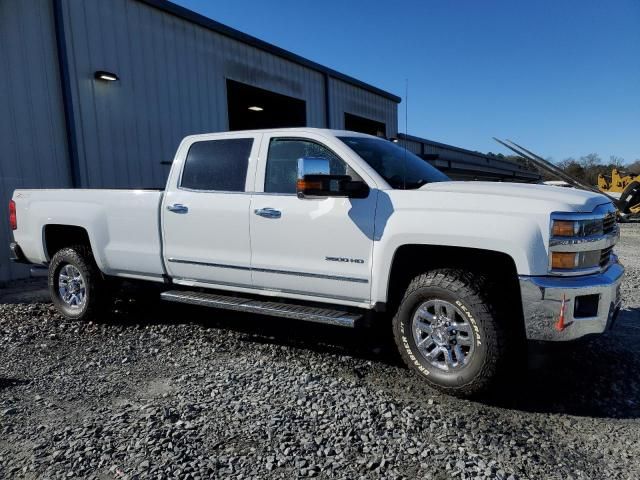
<box><xmin>9</xmin><ymin>128</ymin><xmax>624</xmax><ymax>397</ymax></box>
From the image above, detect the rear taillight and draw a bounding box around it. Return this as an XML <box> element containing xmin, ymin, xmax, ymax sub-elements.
<box><xmin>9</xmin><ymin>200</ymin><xmax>17</xmax><ymax>230</ymax></box>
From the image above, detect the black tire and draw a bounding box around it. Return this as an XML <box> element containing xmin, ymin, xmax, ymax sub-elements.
<box><xmin>620</xmin><ymin>180</ymin><xmax>640</xmax><ymax>214</ymax></box>
<box><xmin>48</xmin><ymin>245</ymin><xmax>107</xmax><ymax>321</ymax></box>
<box><xmin>392</xmin><ymin>269</ymin><xmax>510</xmax><ymax>398</ymax></box>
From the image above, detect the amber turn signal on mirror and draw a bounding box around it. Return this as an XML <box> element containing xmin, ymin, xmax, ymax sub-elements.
<box><xmin>296</xmin><ymin>179</ymin><xmax>323</xmax><ymax>191</ymax></box>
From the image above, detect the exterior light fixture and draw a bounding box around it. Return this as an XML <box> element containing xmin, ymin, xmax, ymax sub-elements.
<box><xmin>247</xmin><ymin>106</ymin><xmax>263</xmax><ymax>111</ymax></box>
<box><xmin>94</xmin><ymin>71</ymin><xmax>119</xmax><ymax>81</ymax></box>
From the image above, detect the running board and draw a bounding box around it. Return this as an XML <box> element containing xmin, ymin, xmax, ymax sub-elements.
<box><xmin>160</xmin><ymin>290</ymin><xmax>361</xmax><ymax>328</ymax></box>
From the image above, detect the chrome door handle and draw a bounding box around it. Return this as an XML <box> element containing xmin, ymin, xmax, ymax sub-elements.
<box><xmin>166</xmin><ymin>203</ymin><xmax>189</xmax><ymax>214</ymax></box>
<box><xmin>254</xmin><ymin>207</ymin><xmax>281</xmax><ymax>219</ymax></box>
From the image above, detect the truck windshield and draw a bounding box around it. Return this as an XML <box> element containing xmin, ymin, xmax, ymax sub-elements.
<box><xmin>338</xmin><ymin>136</ymin><xmax>450</xmax><ymax>189</ymax></box>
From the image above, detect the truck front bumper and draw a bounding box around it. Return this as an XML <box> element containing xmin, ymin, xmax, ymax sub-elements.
<box><xmin>519</xmin><ymin>261</ymin><xmax>624</xmax><ymax>341</ymax></box>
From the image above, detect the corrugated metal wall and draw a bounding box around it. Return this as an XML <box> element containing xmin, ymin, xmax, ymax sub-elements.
<box><xmin>398</xmin><ymin>137</ymin><xmax>422</xmax><ymax>155</ymax></box>
<box><xmin>60</xmin><ymin>0</ymin><xmax>328</xmax><ymax>189</ymax></box>
<box><xmin>0</xmin><ymin>0</ymin><xmax>72</xmax><ymax>284</ymax></box>
<box><xmin>328</xmin><ymin>78</ymin><xmax>398</xmax><ymax>136</ymax></box>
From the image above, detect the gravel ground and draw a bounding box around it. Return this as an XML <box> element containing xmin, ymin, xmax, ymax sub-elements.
<box><xmin>1</xmin><ymin>222</ymin><xmax>640</xmax><ymax>480</ymax></box>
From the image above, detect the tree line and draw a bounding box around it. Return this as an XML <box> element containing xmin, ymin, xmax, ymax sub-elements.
<box><xmin>554</xmin><ymin>155</ymin><xmax>640</xmax><ymax>185</ymax></box>
<box><xmin>488</xmin><ymin>153</ymin><xmax>640</xmax><ymax>185</ymax></box>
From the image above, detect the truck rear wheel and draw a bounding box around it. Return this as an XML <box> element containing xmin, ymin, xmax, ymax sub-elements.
<box><xmin>392</xmin><ymin>269</ymin><xmax>508</xmax><ymax>398</ymax></box>
<box><xmin>48</xmin><ymin>245</ymin><xmax>106</xmax><ymax>321</ymax></box>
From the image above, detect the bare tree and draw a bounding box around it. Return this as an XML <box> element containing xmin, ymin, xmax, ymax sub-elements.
<box><xmin>551</xmin><ymin>153</ymin><xmax>639</xmax><ymax>185</ymax></box>
<box><xmin>578</xmin><ymin>153</ymin><xmax>601</xmax><ymax>169</ymax></box>
<box><xmin>556</xmin><ymin>157</ymin><xmax>576</xmax><ymax>170</ymax></box>
<box><xmin>577</xmin><ymin>154</ymin><xmax>602</xmax><ymax>185</ymax></box>
<box><xmin>555</xmin><ymin>157</ymin><xmax>585</xmax><ymax>182</ymax></box>
<box><xmin>627</xmin><ymin>160</ymin><xmax>640</xmax><ymax>175</ymax></box>
<box><xmin>609</xmin><ymin>156</ymin><xmax>625</xmax><ymax>169</ymax></box>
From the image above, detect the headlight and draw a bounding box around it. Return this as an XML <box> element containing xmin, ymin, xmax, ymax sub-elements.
<box><xmin>549</xmin><ymin>205</ymin><xmax>619</xmax><ymax>276</ymax></box>
<box><xmin>551</xmin><ymin>218</ymin><xmax>603</xmax><ymax>237</ymax></box>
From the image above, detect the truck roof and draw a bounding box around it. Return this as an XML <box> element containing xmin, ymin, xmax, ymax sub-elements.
<box><xmin>184</xmin><ymin>128</ymin><xmax>378</xmax><ymax>141</ymax></box>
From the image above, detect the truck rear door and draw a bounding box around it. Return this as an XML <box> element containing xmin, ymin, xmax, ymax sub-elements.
<box><xmin>161</xmin><ymin>133</ymin><xmax>260</xmax><ymax>288</ymax></box>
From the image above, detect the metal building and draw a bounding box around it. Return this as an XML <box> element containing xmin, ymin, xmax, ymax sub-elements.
<box><xmin>397</xmin><ymin>133</ymin><xmax>541</xmax><ymax>182</ymax></box>
<box><xmin>0</xmin><ymin>0</ymin><xmax>400</xmax><ymax>283</ymax></box>
<box><xmin>0</xmin><ymin>0</ymin><xmax>538</xmax><ymax>284</ymax></box>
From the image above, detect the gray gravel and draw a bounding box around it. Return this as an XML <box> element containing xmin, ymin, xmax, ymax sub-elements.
<box><xmin>1</xmin><ymin>222</ymin><xmax>640</xmax><ymax>479</ymax></box>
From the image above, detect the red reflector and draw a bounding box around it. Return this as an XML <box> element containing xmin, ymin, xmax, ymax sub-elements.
<box><xmin>9</xmin><ymin>200</ymin><xmax>17</xmax><ymax>230</ymax></box>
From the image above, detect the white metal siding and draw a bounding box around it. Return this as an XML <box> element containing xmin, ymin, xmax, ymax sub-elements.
<box><xmin>60</xmin><ymin>0</ymin><xmax>327</xmax><ymax>188</ymax></box>
<box><xmin>0</xmin><ymin>0</ymin><xmax>72</xmax><ymax>283</ymax></box>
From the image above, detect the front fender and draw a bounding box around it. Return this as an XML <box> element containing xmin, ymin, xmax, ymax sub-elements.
<box><xmin>370</xmin><ymin>207</ymin><xmax>548</xmax><ymax>304</ymax></box>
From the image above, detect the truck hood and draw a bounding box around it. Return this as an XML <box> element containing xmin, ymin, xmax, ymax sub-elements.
<box><xmin>418</xmin><ymin>181</ymin><xmax>609</xmax><ymax>213</ymax></box>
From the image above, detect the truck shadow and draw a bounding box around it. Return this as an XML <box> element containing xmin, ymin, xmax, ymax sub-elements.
<box><xmin>108</xmin><ymin>289</ymin><xmax>403</xmax><ymax>367</ymax></box>
<box><xmin>106</xmin><ymin>289</ymin><xmax>640</xmax><ymax>419</ymax></box>
<box><xmin>487</xmin><ymin>307</ymin><xmax>640</xmax><ymax>419</ymax></box>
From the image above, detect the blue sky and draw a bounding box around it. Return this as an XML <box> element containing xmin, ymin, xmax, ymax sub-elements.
<box><xmin>175</xmin><ymin>0</ymin><xmax>639</xmax><ymax>163</ymax></box>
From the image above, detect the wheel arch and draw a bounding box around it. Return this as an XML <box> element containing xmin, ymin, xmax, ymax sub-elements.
<box><xmin>42</xmin><ymin>224</ymin><xmax>106</xmax><ymax>272</ymax></box>
<box><xmin>384</xmin><ymin>244</ymin><xmax>523</xmax><ymax>329</ymax></box>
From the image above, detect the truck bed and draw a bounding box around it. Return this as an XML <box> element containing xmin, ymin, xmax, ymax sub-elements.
<box><xmin>12</xmin><ymin>189</ymin><xmax>166</xmax><ymax>281</ymax></box>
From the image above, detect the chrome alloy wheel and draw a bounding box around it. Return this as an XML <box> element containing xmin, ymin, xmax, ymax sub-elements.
<box><xmin>58</xmin><ymin>264</ymin><xmax>87</xmax><ymax>309</ymax></box>
<box><xmin>411</xmin><ymin>299</ymin><xmax>476</xmax><ymax>371</ymax></box>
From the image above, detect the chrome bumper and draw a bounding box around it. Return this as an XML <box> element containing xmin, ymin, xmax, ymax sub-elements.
<box><xmin>519</xmin><ymin>262</ymin><xmax>624</xmax><ymax>341</ymax></box>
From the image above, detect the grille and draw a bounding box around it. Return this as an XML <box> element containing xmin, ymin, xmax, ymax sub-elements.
<box><xmin>600</xmin><ymin>246</ymin><xmax>614</xmax><ymax>267</ymax></box>
<box><xmin>603</xmin><ymin>213</ymin><xmax>616</xmax><ymax>234</ymax></box>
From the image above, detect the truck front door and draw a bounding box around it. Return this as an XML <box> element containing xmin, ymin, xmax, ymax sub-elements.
<box><xmin>249</xmin><ymin>133</ymin><xmax>377</xmax><ymax>305</ymax></box>
<box><xmin>162</xmin><ymin>133</ymin><xmax>260</xmax><ymax>288</ymax></box>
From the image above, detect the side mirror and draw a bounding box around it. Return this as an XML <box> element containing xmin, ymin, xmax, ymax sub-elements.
<box><xmin>296</xmin><ymin>157</ymin><xmax>369</xmax><ymax>199</ymax></box>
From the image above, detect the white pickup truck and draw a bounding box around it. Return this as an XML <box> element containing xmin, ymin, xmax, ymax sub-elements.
<box><xmin>9</xmin><ymin>128</ymin><xmax>624</xmax><ymax>396</ymax></box>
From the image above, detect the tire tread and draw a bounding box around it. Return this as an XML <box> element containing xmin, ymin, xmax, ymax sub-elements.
<box><xmin>392</xmin><ymin>268</ymin><xmax>508</xmax><ymax>398</ymax></box>
<box><xmin>48</xmin><ymin>245</ymin><xmax>106</xmax><ymax>320</ymax></box>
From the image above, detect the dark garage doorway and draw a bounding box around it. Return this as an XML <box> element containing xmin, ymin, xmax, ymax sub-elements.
<box><xmin>344</xmin><ymin>112</ymin><xmax>386</xmax><ymax>137</ymax></box>
<box><xmin>227</xmin><ymin>79</ymin><xmax>307</xmax><ymax>131</ymax></box>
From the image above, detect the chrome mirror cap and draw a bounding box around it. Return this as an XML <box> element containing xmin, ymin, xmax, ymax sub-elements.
<box><xmin>297</xmin><ymin>157</ymin><xmax>330</xmax><ymax>179</ymax></box>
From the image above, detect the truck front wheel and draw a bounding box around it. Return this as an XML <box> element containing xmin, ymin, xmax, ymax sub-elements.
<box><xmin>392</xmin><ymin>269</ymin><xmax>509</xmax><ymax>398</ymax></box>
<box><xmin>48</xmin><ymin>245</ymin><xmax>107</xmax><ymax>321</ymax></box>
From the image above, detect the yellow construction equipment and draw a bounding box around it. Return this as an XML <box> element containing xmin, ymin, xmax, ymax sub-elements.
<box><xmin>492</xmin><ymin>139</ymin><xmax>639</xmax><ymax>220</ymax></box>
<box><xmin>598</xmin><ymin>169</ymin><xmax>640</xmax><ymax>217</ymax></box>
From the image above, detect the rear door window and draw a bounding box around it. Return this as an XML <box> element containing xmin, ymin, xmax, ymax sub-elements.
<box><xmin>181</xmin><ymin>138</ymin><xmax>253</xmax><ymax>192</ymax></box>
